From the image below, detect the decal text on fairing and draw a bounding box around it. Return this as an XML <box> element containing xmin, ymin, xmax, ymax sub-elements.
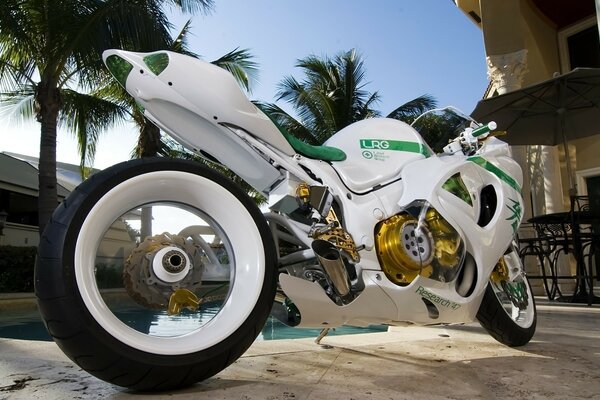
<box><xmin>416</xmin><ymin>286</ymin><xmax>461</xmax><ymax>310</ymax></box>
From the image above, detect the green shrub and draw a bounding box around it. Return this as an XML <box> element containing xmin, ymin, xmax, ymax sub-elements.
<box><xmin>95</xmin><ymin>263</ymin><xmax>124</xmax><ymax>289</ymax></box>
<box><xmin>0</xmin><ymin>246</ymin><xmax>37</xmax><ymax>293</ymax></box>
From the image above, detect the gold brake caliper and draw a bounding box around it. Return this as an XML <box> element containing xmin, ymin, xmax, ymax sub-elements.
<box><xmin>168</xmin><ymin>288</ymin><xmax>201</xmax><ymax>316</ymax></box>
<box><xmin>490</xmin><ymin>257</ymin><xmax>509</xmax><ymax>283</ymax></box>
<box><xmin>491</xmin><ymin>256</ymin><xmax>528</xmax><ymax>309</ymax></box>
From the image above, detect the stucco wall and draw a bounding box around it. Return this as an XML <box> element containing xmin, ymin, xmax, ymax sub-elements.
<box><xmin>519</xmin><ymin>1</ymin><xmax>561</xmax><ymax>84</ymax></box>
<box><xmin>573</xmin><ymin>136</ymin><xmax>600</xmax><ymax>172</ymax></box>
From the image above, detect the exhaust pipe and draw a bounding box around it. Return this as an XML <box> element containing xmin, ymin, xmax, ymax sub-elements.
<box><xmin>311</xmin><ymin>239</ymin><xmax>351</xmax><ymax>297</ymax></box>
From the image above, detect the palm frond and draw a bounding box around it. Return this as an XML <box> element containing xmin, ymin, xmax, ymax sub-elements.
<box><xmin>356</xmin><ymin>91</ymin><xmax>382</xmax><ymax>120</ymax></box>
<box><xmin>0</xmin><ymin>1</ymin><xmax>43</xmax><ymax>71</ymax></box>
<box><xmin>275</xmin><ymin>49</ymin><xmax>394</xmax><ymax>142</ymax></box>
<box><xmin>60</xmin><ymin>88</ymin><xmax>130</xmax><ymax>174</ymax></box>
<box><xmin>211</xmin><ymin>48</ymin><xmax>258</xmax><ymax>92</ymax></box>
<box><xmin>170</xmin><ymin>19</ymin><xmax>199</xmax><ymax>57</ymax></box>
<box><xmin>386</xmin><ymin>94</ymin><xmax>438</xmax><ymax>123</ymax></box>
<box><xmin>167</xmin><ymin>0</ymin><xmax>214</xmax><ymax>14</ymax></box>
<box><xmin>272</xmin><ymin>48</ymin><xmax>442</xmax><ymax>148</ymax></box>
<box><xmin>254</xmin><ymin>101</ymin><xmax>317</xmax><ymax>144</ymax></box>
<box><xmin>0</xmin><ymin>59</ymin><xmax>37</xmax><ymax>93</ymax></box>
<box><xmin>0</xmin><ymin>85</ymin><xmax>36</xmax><ymax>125</ymax></box>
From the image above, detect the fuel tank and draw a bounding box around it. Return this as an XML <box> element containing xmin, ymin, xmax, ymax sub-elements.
<box><xmin>324</xmin><ymin>118</ymin><xmax>433</xmax><ymax>193</ymax></box>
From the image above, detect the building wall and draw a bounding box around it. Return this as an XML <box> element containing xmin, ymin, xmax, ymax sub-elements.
<box><xmin>519</xmin><ymin>1</ymin><xmax>561</xmax><ymax>84</ymax></box>
<box><xmin>573</xmin><ymin>136</ymin><xmax>600</xmax><ymax>172</ymax></box>
<box><xmin>1</xmin><ymin>223</ymin><xmax>39</xmax><ymax>247</ymax></box>
<box><xmin>1</xmin><ymin>218</ymin><xmax>135</xmax><ymax>270</ymax></box>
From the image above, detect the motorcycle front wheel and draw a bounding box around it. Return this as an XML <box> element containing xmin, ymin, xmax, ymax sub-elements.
<box><xmin>476</xmin><ymin>243</ymin><xmax>537</xmax><ymax>347</ymax></box>
<box><xmin>35</xmin><ymin>158</ymin><xmax>277</xmax><ymax>390</ymax></box>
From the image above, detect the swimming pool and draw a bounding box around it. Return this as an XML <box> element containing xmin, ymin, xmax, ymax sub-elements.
<box><xmin>0</xmin><ymin>306</ymin><xmax>387</xmax><ymax>342</ymax></box>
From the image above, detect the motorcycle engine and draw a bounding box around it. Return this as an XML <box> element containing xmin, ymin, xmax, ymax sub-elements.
<box><xmin>374</xmin><ymin>204</ymin><xmax>465</xmax><ymax>286</ymax></box>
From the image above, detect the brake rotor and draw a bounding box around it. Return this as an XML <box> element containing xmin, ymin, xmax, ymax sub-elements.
<box><xmin>123</xmin><ymin>233</ymin><xmax>205</xmax><ymax>309</ymax></box>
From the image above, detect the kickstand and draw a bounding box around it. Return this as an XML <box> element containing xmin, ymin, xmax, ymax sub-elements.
<box><xmin>315</xmin><ymin>328</ymin><xmax>330</xmax><ymax>345</ymax></box>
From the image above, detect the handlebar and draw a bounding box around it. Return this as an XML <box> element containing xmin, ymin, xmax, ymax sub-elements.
<box><xmin>442</xmin><ymin>121</ymin><xmax>498</xmax><ymax>155</ymax></box>
<box><xmin>471</xmin><ymin>122</ymin><xmax>497</xmax><ymax>138</ymax></box>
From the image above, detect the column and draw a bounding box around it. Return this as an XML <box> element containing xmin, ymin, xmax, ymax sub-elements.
<box><xmin>541</xmin><ymin>146</ymin><xmax>566</xmax><ymax>213</ymax></box>
<box><xmin>486</xmin><ymin>49</ymin><xmax>528</xmax><ymax>95</ymax></box>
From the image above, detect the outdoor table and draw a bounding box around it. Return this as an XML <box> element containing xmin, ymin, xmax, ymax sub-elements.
<box><xmin>528</xmin><ymin>211</ymin><xmax>599</xmax><ymax>305</ymax></box>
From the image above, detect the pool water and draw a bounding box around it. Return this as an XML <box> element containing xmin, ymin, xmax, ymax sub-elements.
<box><xmin>0</xmin><ymin>306</ymin><xmax>387</xmax><ymax>342</ymax></box>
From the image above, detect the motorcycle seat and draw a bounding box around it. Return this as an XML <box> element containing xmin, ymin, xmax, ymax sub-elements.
<box><xmin>257</xmin><ymin>105</ymin><xmax>347</xmax><ymax>162</ymax></box>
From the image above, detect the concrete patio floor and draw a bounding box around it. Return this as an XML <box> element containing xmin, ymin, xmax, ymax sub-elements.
<box><xmin>1</xmin><ymin>300</ymin><xmax>599</xmax><ymax>399</ymax></box>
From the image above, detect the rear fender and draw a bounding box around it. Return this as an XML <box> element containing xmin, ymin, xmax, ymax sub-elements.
<box><xmin>103</xmin><ymin>49</ymin><xmax>291</xmax><ymax>193</ymax></box>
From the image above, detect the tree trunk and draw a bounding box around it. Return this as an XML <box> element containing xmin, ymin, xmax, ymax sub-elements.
<box><xmin>36</xmin><ymin>81</ymin><xmax>61</xmax><ymax>235</ymax></box>
<box><xmin>137</xmin><ymin>120</ymin><xmax>162</xmax><ymax>158</ymax></box>
<box><xmin>136</xmin><ymin>119</ymin><xmax>161</xmax><ymax>240</ymax></box>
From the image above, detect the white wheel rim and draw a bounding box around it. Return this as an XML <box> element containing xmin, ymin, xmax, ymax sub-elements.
<box><xmin>74</xmin><ymin>170</ymin><xmax>265</xmax><ymax>355</ymax></box>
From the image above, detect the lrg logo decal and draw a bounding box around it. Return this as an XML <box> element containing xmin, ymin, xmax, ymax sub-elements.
<box><xmin>360</xmin><ymin>139</ymin><xmax>390</xmax><ymax>150</ymax></box>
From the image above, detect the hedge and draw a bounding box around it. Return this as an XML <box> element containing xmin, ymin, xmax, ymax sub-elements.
<box><xmin>0</xmin><ymin>246</ymin><xmax>37</xmax><ymax>293</ymax></box>
<box><xmin>0</xmin><ymin>245</ymin><xmax>131</xmax><ymax>293</ymax></box>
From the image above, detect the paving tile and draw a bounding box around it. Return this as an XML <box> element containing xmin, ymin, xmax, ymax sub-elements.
<box><xmin>0</xmin><ymin>301</ymin><xmax>599</xmax><ymax>399</ymax></box>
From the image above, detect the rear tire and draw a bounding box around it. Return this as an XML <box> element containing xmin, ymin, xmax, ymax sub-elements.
<box><xmin>476</xmin><ymin>245</ymin><xmax>536</xmax><ymax>347</ymax></box>
<box><xmin>35</xmin><ymin>158</ymin><xmax>277</xmax><ymax>390</ymax></box>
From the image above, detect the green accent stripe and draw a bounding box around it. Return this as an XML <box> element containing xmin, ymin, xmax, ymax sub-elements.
<box><xmin>468</xmin><ymin>156</ymin><xmax>522</xmax><ymax>193</ymax></box>
<box><xmin>360</xmin><ymin>139</ymin><xmax>430</xmax><ymax>157</ymax></box>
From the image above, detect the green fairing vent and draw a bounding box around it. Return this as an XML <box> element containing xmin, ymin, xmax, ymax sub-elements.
<box><xmin>442</xmin><ymin>173</ymin><xmax>472</xmax><ymax>205</ymax></box>
<box><xmin>143</xmin><ymin>53</ymin><xmax>169</xmax><ymax>76</ymax></box>
<box><xmin>255</xmin><ymin>105</ymin><xmax>347</xmax><ymax>162</ymax></box>
<box><xmin>106</xmin><ymin>55</ymin><xmax>133</xmax><ymax>88</ymax></box>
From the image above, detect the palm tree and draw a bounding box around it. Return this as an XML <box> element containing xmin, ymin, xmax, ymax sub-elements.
<box><xmin>0</xmin><ymin>0</ymin><xmax>213</xmax><ymax>234</ymax></box>
<box><xmin>260</xmin><ymin>49</ymin><xmax>437</xmax><ymax>145</ymax></box>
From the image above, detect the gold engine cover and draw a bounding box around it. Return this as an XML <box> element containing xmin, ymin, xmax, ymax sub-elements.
<box><xmin>375</xmin><ymin>207</ymin><xmax>464</xmax><ymax>286</ymax></box>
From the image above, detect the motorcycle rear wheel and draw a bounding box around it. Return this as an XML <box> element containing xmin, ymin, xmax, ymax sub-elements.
<box><xmin>476</xmin><ymin>244</ymin><xmax>537</xmax><ymax>347</ymax></box>
<box><xmin>35</xmin><ymin>158</ymin><xmax>277</xmax><ymax>390</ymax></box>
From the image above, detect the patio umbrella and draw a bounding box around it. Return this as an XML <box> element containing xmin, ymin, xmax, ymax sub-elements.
<box><xmin>471</xmin><ymin>67</ymin><xmax>600</xmax><ymax>193</ymax></box>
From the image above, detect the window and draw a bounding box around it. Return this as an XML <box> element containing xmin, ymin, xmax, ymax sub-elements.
<box><xmin>558</xmin><ymin>16</ymin><xmax>600</xmax><ymax>72</ymax></box>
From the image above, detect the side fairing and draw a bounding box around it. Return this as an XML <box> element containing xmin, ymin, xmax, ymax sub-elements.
<box><xmin>324</xmin><ymin>119</ymin><xmax>433</xmax><ymax>193</ymax></box>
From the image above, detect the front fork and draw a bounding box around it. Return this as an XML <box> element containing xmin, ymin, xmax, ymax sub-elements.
<box><xmin>491</xmin><ymin>242</ymin><xmax>529</xmax><ymax>310</ymax></box>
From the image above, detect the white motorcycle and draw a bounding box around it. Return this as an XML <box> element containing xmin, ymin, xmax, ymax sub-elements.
<box><xmin>35</xmin><ymin>50</ymin><xmax>536</xmax><ymax>390</ymax></box>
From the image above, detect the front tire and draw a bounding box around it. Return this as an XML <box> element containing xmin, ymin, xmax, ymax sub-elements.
<box><xmin>476</xmin><ymin>244</ymin><xmax>536</xmax><ymax>347</ymax></box>
<box><xmin>35</xmin><ymin>158</ymin><xmax>277</xmax><ymax>390</ymax></box>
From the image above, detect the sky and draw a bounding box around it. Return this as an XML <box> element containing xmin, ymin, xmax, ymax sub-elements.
<box><xmin>0</xmin><ymin>0</ymin><xmax>488</xmax><ymax>170</ymax></box>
